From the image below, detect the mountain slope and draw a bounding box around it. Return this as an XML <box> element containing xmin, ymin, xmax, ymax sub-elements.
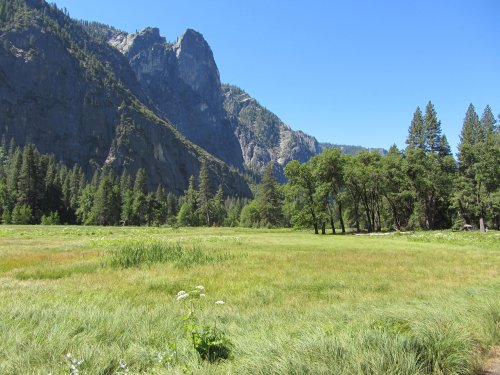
<box><xmin>0</xmin><ymin>0</ymin><xmax>250</xmax><ymax>196</ymax></box>
<box><xmin>222</xmin><ymin>84</ymin><xmax>321</xmax><ymax>179</ymax></box>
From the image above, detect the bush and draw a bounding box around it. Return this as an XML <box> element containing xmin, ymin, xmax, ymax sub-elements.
<box><xmin>11</xmin><ymin>204</ymin><xmax>32</xmax><ymax>224</ymax></box>
<box><xmin>41</xmin><ymin>211</ymin><xmax>61</xmax><ymax>225</ymax></box>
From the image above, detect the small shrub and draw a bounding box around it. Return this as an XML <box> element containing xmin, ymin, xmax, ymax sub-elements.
<box><xmin>11</xmin><ymin>204</ymin><xmax>32</xmax><ymax>224</ymax></box>
<box><xmin>186</xmin><ymin>323</ymin><xmax>232</xmax><ymax>362</ymax></box>
<box><xmin>40</xmin><ymin>211</ymin><xmax>61</xmax><ymax>225</ymax></box>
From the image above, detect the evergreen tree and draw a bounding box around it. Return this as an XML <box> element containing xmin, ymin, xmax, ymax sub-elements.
<box><xmin>459</xmin><ymin>104</ymin><xmax>481</xmax><ymax>159</ymax></box>
<box><xmin>132</xmin><ymin>168</ymin><xmax>148</xmax><ymax>225</ymax></box>
<box><xmin>423</xmin><ymin>101</ymin><xmax>442</xmax><ymax>153</ymax></box>
<box><xmin>212</xmin><ymin>185</ymin><xmax>226</xmax><ymax>226</ymax></box>
<box><xmin>456</xmin><ymin>104</ymin><xmax>499</xmax><ymax>231</ymax></box>
<box><xmin>480</xmin><ymin>105</ymin><xmax>497</xmax><ymax>134</ymax></box>
<box><xmin>17</xmin><ymin>144</ymin><xmax>39</xmax><ymax>218</ymax></box>
<box><xmin>166</xmin><ymin>192</ymin><xmax>179</xmax><ymax>224</ymax></box>
<box><xmin>153</xmin><ymin>185</ymin><xmax>168</xmax><ymax>225</ymax></box>
<box><xmin>177</xmin><ymin>176</ymin><xmax>199</xmax><ymax>226</ymax></box>
<box><xmin>256</xmin><ymin>165</ymin><xmax>283</xmax><ymax>227</ymax></box>
<box><xmin>90</xmin><ymin>171</ymin><xmax>120</xmax><ymax>225</ymax></box>
<box><xmin>406</xmin><ymin>107</ymin><xmax>425</xmax><ymax>150</ymax></box>
<box><xmin>121</xmin><ymin>188</ymin><xmax>133</xmax><ymax>226</ymax></box>
<box><xmin>197</xmin><ymin>160</ymin><xmax>213</xmax><ymax>226</ymax></box>
<box><xmin>133</xmin><ymin>168</ymin><xmax>147</xmax><ymax>196</ymax></box>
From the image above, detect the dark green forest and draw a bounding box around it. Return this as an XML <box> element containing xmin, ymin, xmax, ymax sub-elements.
<box><xmin>0</xmin><ymin>101</ymin><xmax>498</xmax><ymax>232</ymax></box>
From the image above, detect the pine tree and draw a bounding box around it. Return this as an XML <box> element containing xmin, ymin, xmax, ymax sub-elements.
<box><xmin>121</xmin><ymin>188</ymin><xmax>133</xmax><ymax>226</ymax></box>
<box><xmin>480</xmin><ymin>105</ymin><xmax>497</xmax><ymax>134</ymax></box>
<box><xmin>17</xmin><ymin>144</ymin><xmax>39</xmax><ymax>216</ymax></box>
<box><xmin>132</xmin><ymin>168</ymin><xmax>148</xmax><ymax>225</ymax></box>
<box><xmin>177</xmin><ymin>176</ymin><xmax>199</xmax><ymax>226</ymax></box>
<box><xmin>256</xmin><ymin>165</ymin><xmax>283</xmax><ymax>227</ymax></box>
<box><xmin>212</xmin><ymin>185</ymin><xmax>226</xmax><ymax>226</ymax></box>
<box><xmin>197</xmin><ymin>160</ymin><xmax>212</xmax><ymax>226</ymax></box>
<box><xmin>153</xmin><ymin>185</ymin><xmax>168</xmax><ymax>225</ymax></box>
<box><xmin>406</xmin><ymin>107</ymin><xmax>425</xmax><ymax>150</ymax></box>
<box><xmin>133</xmin><ymin>168</ymin><xmax>147</xmax><ymax>196</ymax></box>
<box><xmin>90</xmin><ymin>172</ymin><xmax>120</xmax><ymax>225</ymax></box>
<box><xmin>166</xmin><ymin>192</ymin><xmax>178</xmax><ymax>224</ymax></box>
<box><xmin>459</xmin><ymin>104</ymin><xmax>481</xmax><ymax>160</ymax></box>
<box><xmin>423</xmin><ymin>101</ymin><xmax>442</xmax><ymax>153</ymax></box>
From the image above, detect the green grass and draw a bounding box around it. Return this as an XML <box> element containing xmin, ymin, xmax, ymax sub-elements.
<box><xmin>0</xmin><ymin>227</ymin><xmax>498</xmax><ymax>374</ymax></box>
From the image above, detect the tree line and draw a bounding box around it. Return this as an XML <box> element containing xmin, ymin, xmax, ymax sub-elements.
<box><xmin>0</xmin><ymin>102</ymin><xmax>497</xmax><ymax>231</ymax></box>
<box><xmin>242</xmin><ymin>102</ymin><xmax>499</xmax><ymax>233</ymax></box>
<box><xmin>0</xmin><ymin>138</ymin><xmax>245</xmax><ymax>227</ymax></box>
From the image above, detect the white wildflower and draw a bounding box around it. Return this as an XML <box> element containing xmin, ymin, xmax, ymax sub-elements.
<box><xmin>199</xmin><ymin>293</ymin><xmax>206</xmax><ymax>298</ymax></box>
<box><xmin>215</xmin><ymin>300</ymin><xmax>225</xmax><ymax>305</ymax></box>
<box><xmin>177</xmin><ymin>293</ymin><xmax>189</xmax><ymax>300</ymax></box>
<box><xmin>176</xmin><ymin>290</ymin><xmax>187</xmax><ymax>296</ymax></box>
<box><xmin>66</xmin><ymin>353</ymin><xmax>72</xmax><ymax>359</ymax></box>
<box><xmin>195</xmin><ymin>285</ymin><xmax>205</xmax><ymax>291</ymax></box>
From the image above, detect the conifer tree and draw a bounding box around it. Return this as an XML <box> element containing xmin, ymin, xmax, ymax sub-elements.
<box><xmin>17</xmin><ymin>144</ymin><xmax>39</xmax><ymax>217</ymax></box>
<box><xmin>423</xmin><ymin>101</ymin><xmax>442</xmax><ymax>153</ymax></box>
<box><xmin>212</xmin><ymin>184</ymin><xmax>226</xmax><ymax>226</ymax></box>
<box><xmin>406</xmin><ymin>107</ymin><xmax>425</xmax><ymax>150</ymax></box>
<box><xmin>178</xmin><ymin>176</ymin><xmax>199</xmax><ymax>226</ymax></box>
<box><xmin>256</xmin><ymin>164</ymin><xmax>284</xmax><ymax>227</ymax></box>
<box><xmin>197</xmin><ymin>160</ymin><xmax>213</xmax><ymax>226</ymax></box>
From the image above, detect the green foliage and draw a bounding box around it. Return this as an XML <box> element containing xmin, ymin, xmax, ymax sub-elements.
<box><xmin>11</xmin><ymin>203</ymin><xmax>32</xmax><ymax>224</ymax></box>
<box><xmin>40</xmin><ymin>211</ymin><xmax>61</xmax><ymax>225</ymax></box>
<box><xmin>255</xmin><ymin>165</ymin><xmax>284</xmax><ymax>227</ymax></box>
<box><xmin>185</xmin><ymin>322</ymin><xmax>232</xmax><ymax>362</ymax></box>
<box><xmin>239</xmin><ymin>200</ymin><xmax>260</xmax><ymax>228</ymax></box>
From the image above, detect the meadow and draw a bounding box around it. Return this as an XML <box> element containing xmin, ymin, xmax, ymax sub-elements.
<box><xmin>0</xmin><ymin>226</ymin><xmax>498</xmax><ymax>374</ymax></box>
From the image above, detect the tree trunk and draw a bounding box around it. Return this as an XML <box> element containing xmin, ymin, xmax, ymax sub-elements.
<box><xmin>479</xmin><ymin>217</ymin><xmax>485</xmax><ymax>232</ymax></box>
<box><xmin>330</xmin><ymin>217</ymin><xmax>335</xmax><ymax>234</ymax></box>
<box><xmin>338</xmin><ymin>201</ymin><xmax>346</xmax><ymax>233</ymax></box>
<box><xmin>313</xmin><ymin>223</ymin><xmax>319</xmax><ymax>235</ymax></box>
<box><xmin>478</xmin><ymin>182</ymin><xmax>485</xmax><ymax>233</ymax></box>
<box><xmin>321</xmin><ymin>222</ymin><xmax>326</xmax><ymax>235</ymax></box>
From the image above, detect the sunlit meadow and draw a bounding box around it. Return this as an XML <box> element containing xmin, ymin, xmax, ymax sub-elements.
<box><xmin>0</xmin><ymin>226</ymin><xmax>498</xmax><ymax>374</ymax></box>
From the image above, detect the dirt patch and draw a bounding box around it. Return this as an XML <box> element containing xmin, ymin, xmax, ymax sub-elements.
<box><xmin>482</xmin><ymin>346</ymin><xmax>500</xmax><ymax>375</ymax></box>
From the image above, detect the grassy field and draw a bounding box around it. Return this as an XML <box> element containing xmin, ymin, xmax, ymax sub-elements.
<box><xmin>0</xmin><ymin>226</ymin><xmax>498</xmax><ymax>374</ymax></box>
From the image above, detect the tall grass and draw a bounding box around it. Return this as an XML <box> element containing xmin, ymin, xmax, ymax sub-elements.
<box><xmin>0</xmin><ymin>227</ymin><xmax>498</xmax><ymax>374</ymax></box>
<box><xmin>107</xmin><ymin>241</ymin><xmax>234</xmax><ymax>269</ymax></box>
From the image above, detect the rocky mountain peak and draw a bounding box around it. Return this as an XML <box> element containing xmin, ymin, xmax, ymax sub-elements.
<box><xmin>173</xmin><ymin>29</ymin><xmax>221</xmax><ymax>101</ymax></box>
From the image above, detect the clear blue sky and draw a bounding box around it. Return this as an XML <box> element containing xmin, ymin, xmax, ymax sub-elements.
<box><xmin>53</xmin><ymin>0</ymin><xmax>500</xmax><ymax>151</ymax></box>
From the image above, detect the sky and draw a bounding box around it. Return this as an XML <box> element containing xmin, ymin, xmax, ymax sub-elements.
<box><xmin>52</xmin><ymin>0</ymin><xmax>500</xmax><ymax>151</ymax></box>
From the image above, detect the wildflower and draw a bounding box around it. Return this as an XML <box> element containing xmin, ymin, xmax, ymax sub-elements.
<box><xmin>177</xmin><ymin>290</ymin><xmax>187</xmax><ymax>296</ymax></box>
<box><xmin>199</xmin><ymin>293</ymin><xmax>206</xmax><ymax>298</ymax></box>
<box><xmin>215</xmin><ymin>300</ymin><xmax>225</xmax><ymax>305</ymax></box>
<box><xmin>195</xmin><ymin>285</ymin><xmax>205</xmax><ymax>291</ymax></box>
<box><xmin>177</xmin><ymin>293</ymin><xmax>189</xmax><ymax>300</ymax></box>
<box><xmin>66</xmin><ymin>353</ymin><xmax>72</xmax><ymax>359</ymax></box>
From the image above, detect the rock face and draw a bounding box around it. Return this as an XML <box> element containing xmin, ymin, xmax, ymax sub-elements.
<box><xmin>109</xmin><ymin>28</ymin><xmax>244</xmax><ymax>169</ymax></box>
<box><xmin>107</xmin><ymin>28</ymin><xmax>327</xmax><ymax>180</ymax></box>
<box><xmin>222</xmin><ymin>85</ymin><xmax>321</xmax><ymax>180</ymax></box>
<box><xmin>0</xmin><ymin>0</ymin><xmax>250</xmax><ymax>196</ymax></box>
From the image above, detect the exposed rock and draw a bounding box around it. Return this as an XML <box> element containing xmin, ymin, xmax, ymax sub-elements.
<box><xmin>109</xmin><ymin>28</ymin><xmax>244</xmax><ymax>170</ymax></box>
<box><xmin>223</xmin><ymin>85</ymin><xmax>321</xmax><ymax>180</ymax></box>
